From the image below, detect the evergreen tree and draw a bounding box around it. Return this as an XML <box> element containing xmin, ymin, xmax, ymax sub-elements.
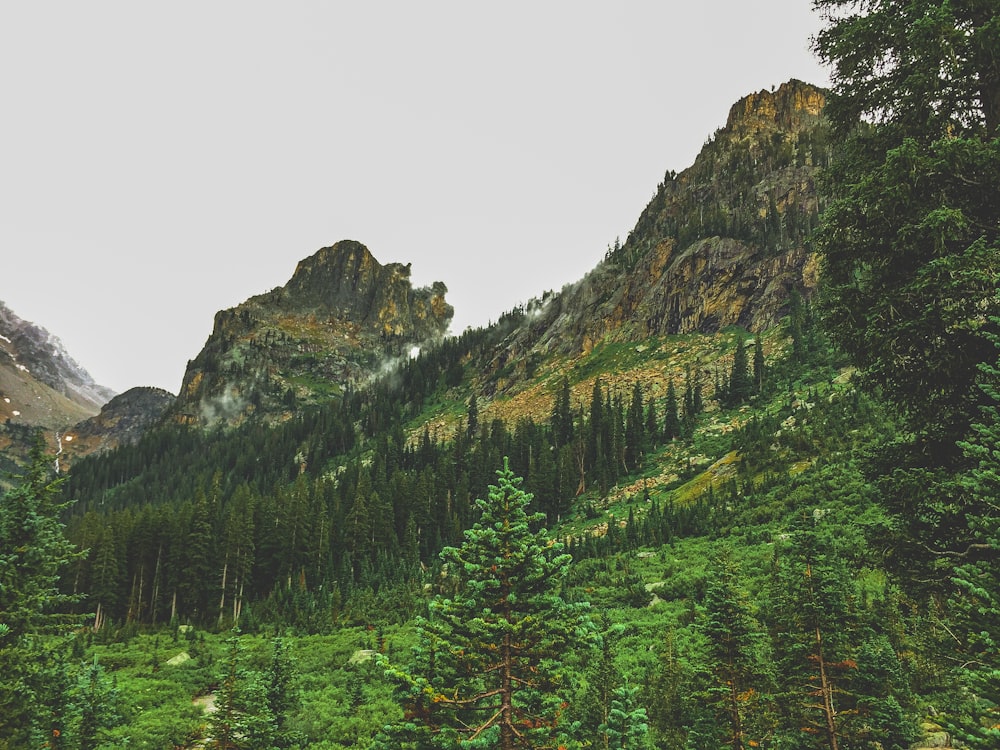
<box><xmin>577</xmin><ymin>618</ymin><xmax>623</xmax><ymax>746</ymax></box>
<box><xmin>0</xmin><ymin>439</ymin><xmax>84</xmax><ymax>747</ymax></box>
<box><xmin>663</xmin><ymin>380</ymin><xmax>682</xmax><ymax>441</ymax></box>
<box><xmin>813</xmin><ymin>0</ymin><xmax>1000</xmax><ymax>452</ymax></box>
<box><xmin>728</xmin><ymin>335</ymin><xmax>753</xmax><ymax>406</ymax></box>
<box><xmin>266</xmin><ymin>637</ymin><xmax>300</xmax><ymax>747</ymax></box>
<box><xmin>467</xmin><ymin>394</ymin><xmax>479</xmax><ymax>439</ymax></box>
<box><xmin>752</xmin><ymin>336</ymin><xmax>765</xmax><ymax>394</ymax></box>
<box><xmin>380</xmin><ymin>459</ymin><xmax>591</xmax><ymax>749</ymax></box>
<box><xmin>598</xmin><ymin>683</ymin><xmax>649</xmax><ymax>750</ymax></box>
<box><xmin>696</xmin><ymin>553</ymin><xmax>769</xmax><ymax>750</ymax></box>
<box><xmin>624</xmin><ymin>382</ymin><xmax>646</xmax><ymax>472</ymax></box>
<box><xmin>74</xmin><ymin>658</ymin><xmax>124</xmax><ymax>750</ymax></box>
<box><xmin>551</xmin><ymin>376</ymin><xmax>574</xmax><ymax>448</ymax></box>
<box><xmin>949</xmin><ymin>329</ymin><xmax>1000</xmax><ymax>748</ymax></box>
<box><xmin>210</xmin><ymin>631</ymin><xmax>278</xmax><ymax>750</ymax></box>
<box><xmin>767</xmin><ymin>515</ymin><xmax>857</xmax><ymax>750</ymax></box>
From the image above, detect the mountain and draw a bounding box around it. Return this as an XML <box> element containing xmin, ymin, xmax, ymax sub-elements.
<box><xmin>0</xmin><ymin>300</ymin><xmax>116</xmax><ymax>413</ymax></box>
<box><xmin>0</xmin><ymin>300</ymin><xmax>118</xmax><ymax>473</ymax></box>
<box><xmin>170</xmin><ymin>240</ymin><xmax>453</xmax><ymax>426</ymax></box>
<box><xmin>485</xmin><ymin>80</ymin><xmax>827</xmax><ymax>387</ymax></box>
<box><xmin>62</xmin><ymin>386</ymin><xmax>175</xmax><ymax>461</ymax></box>
<box><xmin>42</xmin><ymin>77</ymin><xmax>994</xmax><ymax>748</ymax></box>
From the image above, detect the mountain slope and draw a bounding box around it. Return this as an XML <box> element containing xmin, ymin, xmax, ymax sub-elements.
<box><xmin>486</xmin><ymin>80</ymin><xmax>827</xmax><ymax>385</ymax></box>
<box><xmin>0</xmin><ymin>300</ymin><xmax>118</xmax><ymax>472</ymax></box>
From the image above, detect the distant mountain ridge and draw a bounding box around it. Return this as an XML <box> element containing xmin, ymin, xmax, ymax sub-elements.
<box><xmin>0</xmin><ymin>300</ymin><xmax>119</xmax><ymax>472</ymax></box>
<box><xmin>0</xmin><ymin>300</ymin><xmax>116</xmax><ymax>412</ymax></box>
<box><xmin>62</xmin><ymin>387</ymin><xmax>175</xmax><ymax>461</ymax></box>
<box><xmin>4</xmin><ymin>80</ymin><xmax>828</xmax><ymax>459</ymax></box>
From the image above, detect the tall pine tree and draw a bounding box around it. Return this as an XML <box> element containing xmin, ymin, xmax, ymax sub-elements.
<box><xmin>380</xmin><ymin>459</ymin><xmax>591</xmax><ymax>749</ymax></box>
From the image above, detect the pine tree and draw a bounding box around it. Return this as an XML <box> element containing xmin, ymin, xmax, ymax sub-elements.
<box><xmin>949</xmin><ymin>329</ymin><xmax>1000</xmax><ymax>748</ymax></box>
<box><xmin>598</xmin><ymin>683</ymin><xmax>649</xmax><ymax>750</ymax></box>
<box><xmin>624</xmin><ymin>382</ymin><xmax>645</xmax><ymax>472</ymax></box>
<box><xmin>467</xmin><ymin>394</ymin><xmax>479</xmax><ymax>439</ymax></box>
<box><xmin>697</xmin><ymin>553</ymin><xmax>769</xmax><ymax>750</ymax></box>
<box><xmin>577</xmin><ymin>618</ymin><xmax>623</xmax><ymax>746</ymax></box>
<box><xmin>380</xmin><ymin>459</ymin><xmax>591</xmax><ymax>749</ymax></box>
<box><xmin>813</xmin><ymin>0</ymin><xmax>1000</xmax><ymax>452</ymax></box>
<box><xmin>728</xmin><ymin>335</ymin><xmax>752</xmax><ymax>407</ymax></box>
<box><xmin>663</xmin><ymin>380</ymin><xmax>681</xmax><ymax>441</ymax></box>
<box><xmin>551</xmin><ymin>376</ymin><xmax>574</xmax><ymax>449</ymax></box>
<box><xmin>767</xmin><ymin>516</ymin><xmax>856</xmax><ymax>750</ymax></box>
<box><xmin>0</xmin><ymin>439</ymin><xmax>85</xmax><ymax>746</ymax></box>
<box><xmin>752</xmin><ymin>336</ymin><xmax>765</xmax><ymax>395</ymax></box>
<box><xmin>74</xmin><ymin>658</ymin><xmax>124</xmax><ymax>750</ymax></box>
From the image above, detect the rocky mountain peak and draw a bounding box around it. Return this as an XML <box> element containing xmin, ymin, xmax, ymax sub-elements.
<box><xmin>172</xmin><ymin>241</ymin><xmax>452</xmax><ymax>426</ymax></box>
<box><xmin>724</xmin><ymin>79</ymin><xmax>826</xmax><ymax>137</ymax></box>
<box><xmin>481</xmin><ymin>80</ymin><xmax>829</xmax><ymax>388</ymax></box>
<box><xmin>282</xmin><ymin>240</ymin><xmax>452</xmax><ymax>339</ymax></box>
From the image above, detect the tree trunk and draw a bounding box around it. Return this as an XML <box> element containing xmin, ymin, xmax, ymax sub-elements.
<box><xmin>500</xmin><ymin>631</ymin><xmax>514</xmax><ymax>750</ymax></box>
<box><xmin>218</xmin><ymin>560</ymin><xmax>228</xmax><ymax>628</ymax></box>
<box><xmin>728</xmin><ymin>676</ymin><xmax>744</xmax><ymax>750</ymax></box>
<box><xmin>815</xmin><ymin>625</ymin><xmax>839</xmax><ymax>750</ymax></box>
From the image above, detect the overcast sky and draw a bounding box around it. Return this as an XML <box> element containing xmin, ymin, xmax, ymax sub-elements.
<box><xmin>1</xmin><ymin>2</ymin><xmax>831</xmax><ymax>395</ymax></box>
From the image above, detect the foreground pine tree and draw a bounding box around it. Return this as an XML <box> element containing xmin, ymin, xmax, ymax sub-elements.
<box><xmin>950</xmin><ymin>330</ymin><xmax>1000</xmax><ymax>748</ymax></box>
<box><xmin>0</xmin><ymin>438</ymin><xmax>84</xmax><ymax>747</ymax></box>
<box><xmin>379</xmin><ymin>458</ymin><xmax>591</xmax><ymax>749</ymax></box>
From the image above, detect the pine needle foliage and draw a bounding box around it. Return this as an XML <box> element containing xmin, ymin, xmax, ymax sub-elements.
<box><xmin>379</xmin><ymin>458</ymin><xmax>592</xmax><ymax>749</ymax></box>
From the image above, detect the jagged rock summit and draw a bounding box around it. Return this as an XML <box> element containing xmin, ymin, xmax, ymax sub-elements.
<box><xmin>282</xmin><ymin>240</ymin><xmax>452</xmax><ymax>340</ymax></box>
<box><xmin>489</xmin><ymin>80</ymin><xmax>828</xmax><ymax>382</ymax></box>
<box><xmin>172</xmin><ymin>240</ymin><xmax>453</xmax><ymax>426</ymax></box>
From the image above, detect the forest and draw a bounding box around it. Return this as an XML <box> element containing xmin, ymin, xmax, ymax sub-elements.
<box><xmin>2</xmin><ymin>1</ymin><xmax>999</xmax><ymax>748</ymax></box>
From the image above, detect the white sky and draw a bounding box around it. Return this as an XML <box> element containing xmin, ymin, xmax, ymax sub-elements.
<box><xmin>0</xmin><ymin>2</ymin><xmax>830</xmax><ymax>395</ymax></box>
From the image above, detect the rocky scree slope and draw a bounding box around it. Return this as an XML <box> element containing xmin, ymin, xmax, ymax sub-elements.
<box><xmin>171</xmin><ymin>240</ymin><xmax>453</xmax><ymax>427</ymax></box>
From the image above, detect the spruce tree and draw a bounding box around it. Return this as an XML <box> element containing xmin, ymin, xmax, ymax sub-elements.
<box><xmin>949</xmin><ymin>330</ymin><xmax>1000</xmax><ymax>748</ymax></box>
<box><xmin>664</xmin><ymin>380</ymin><xmax>681</xmax><ymax>441</ymax></box>
<box><xmin>728</xmin><ymin>335</ymin><xmax>752</xmax><ymax>406</ymax></box>
<box><xmin>752</xmin><ymin>337</ymin><xmax>765</xmax><ymax>395</ymax></box>
<box><xmin>813</xmin><ymin>0</ymin><xmax>1000</xmax><ymax>452</ymax></box>
<box><xmin>380</xmin><ymin>459</ymin><xmax>591</xmax><ymax>749</ymax></box>
<box><xmin>0</xmin><ymin>439</ymin><xmax>84</xmax><ymax>746</ymax></box>
<box><xmin>697</xmin><ymin>553</ymin><xmax>769</xmax><ymax>750</ymax></box>
<box><xmin>598</xmin><ymin>683</ymin><xmax>649</xmax><ymax>750</ymax></box>
<box><xmin>767</xmin><ymin>516</ymin><xmax>856</xmax><ymax>750</ymax></box>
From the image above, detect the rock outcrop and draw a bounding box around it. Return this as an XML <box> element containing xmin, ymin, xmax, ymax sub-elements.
<box><xmin>171</xmin><ymin>240</ymin><xmax>452</xmax><ymax>426</ymax></box>
<box><xmin>64</xmin><ymin>386</ymin><xmax>175</xmax><ymax>460</ymax></box>
<box><xmin>490</xmin><ymin>80</ymin><xmax>827</xmax><ymax>377</ymax></box>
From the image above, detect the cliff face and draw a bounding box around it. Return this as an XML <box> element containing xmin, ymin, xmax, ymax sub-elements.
<box><xmin>172</xmin><ymin>240</ymin><xmax>453</xmax><ymax>426</ymax></box>
<box><xmin>493</xmin><ymin>80</ymin><xmax>828</xmax><ymax>374</ymax></box>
